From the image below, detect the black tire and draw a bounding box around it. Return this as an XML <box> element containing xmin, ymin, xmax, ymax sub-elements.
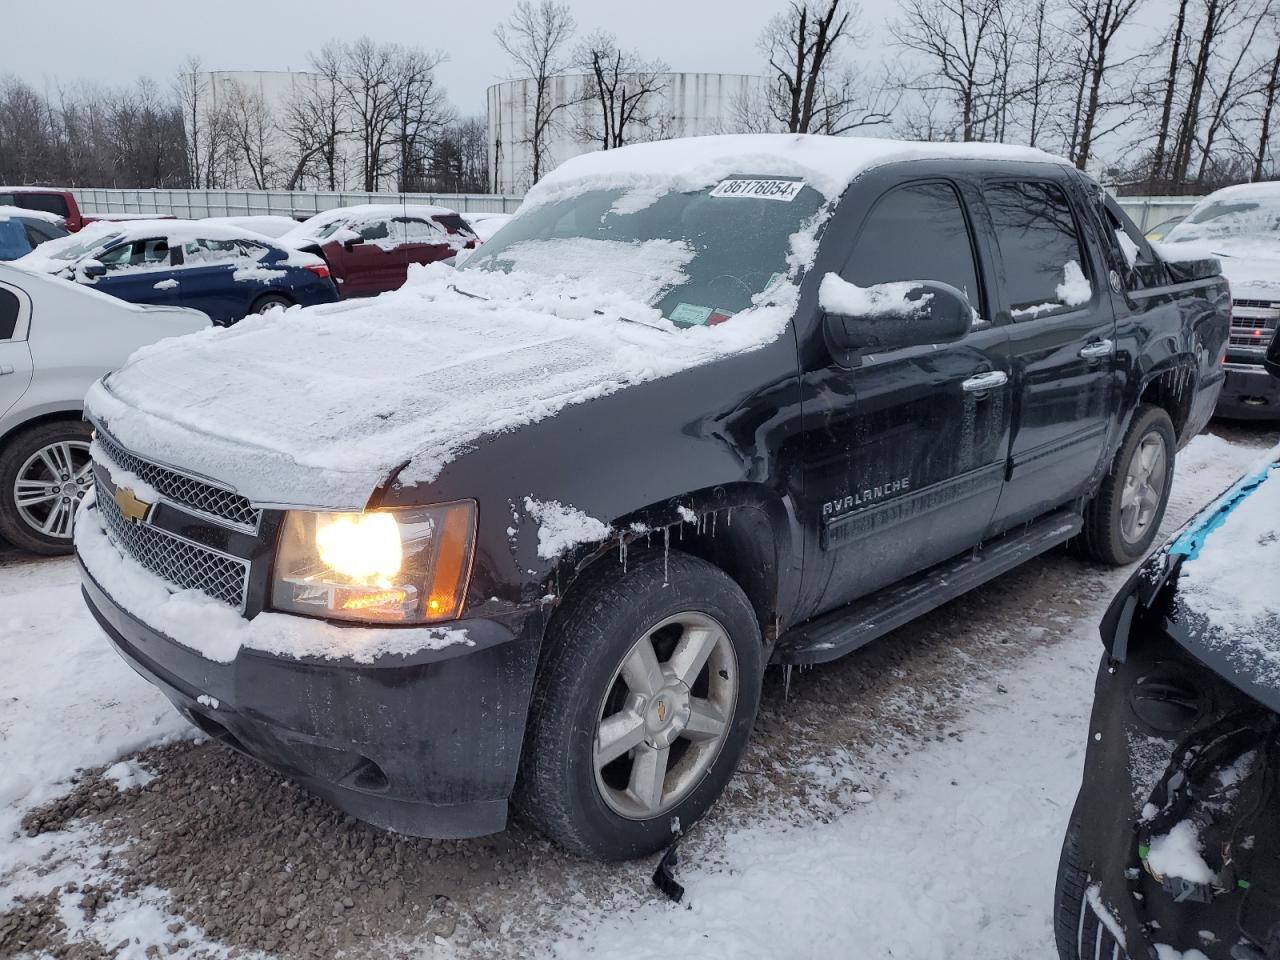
<box><xmin>1054</xmin><ymin>804</ymin><xmax>1126</xmax><ymax>959</ymax></box>
<box><xmin>0</xmin><ymin>419</ymin><xmax>93</xmax><ymax>555</ymax></box>
<box><xmin>250</xmin><ymin>292</ymin><xmax>293</xmax><ymax>315</ymax></box>
<box><xmin>515</xmin><ymin>550</ymin><xmax>764</xmax><ymax>861</ymax></box>
<box><xmin>1080</xmin><ymin>403</ymin><xmax>1176</xmax><ymax>565</ymax></box>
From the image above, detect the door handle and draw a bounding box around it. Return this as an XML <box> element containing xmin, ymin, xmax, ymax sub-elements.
<box><xmin>0</xmin><ymin>365</ymin><xmax>13</xmax><ymax>375</ymax></box>
<box><xmin>1079</xmin><ymin>339</ymin><xmax>1113</xmax><ymax>360</ymax></box>
<box><xmin>962</xmin><ymin>370</ymin><xmax>1009</xmax><ymax>393</ymax></box>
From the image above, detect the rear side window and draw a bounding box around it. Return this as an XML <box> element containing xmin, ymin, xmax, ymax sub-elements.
<box><xmin>845</xmin><ymin>181</ymin><xmax>982</xmax><ymax>309</ymax></box>
<box><xmin>397</xmin><ymin>217</ymin><xmax>444</xmax><ymax>242</ymax></box>
<box><xmin>987</xmin><ymin>181</ymin><xmax>1091</xmax><ymax>318</ymax></box>
<box><xmin>433</xmin><ymin>213</ymin><xmax>475</xmax><ymax>237</ymax></box>
<box><xmin>183</xmin><ymin>238</ymin><xmax>239</xmax><ymax>265</ymax></box>
<box><xmin>12</xmin><ymin>193</ymin><xmax>69</xmax><ymax>218</ymax></box>
<box><xmin>357</xmin><ymin>219</ymin><xmax>390</xmax><ymax>242</ymax></box>
<box><xmin>0</xmin><ymin>288</ymin><xmax>19</xmax><ymax>339</ymax></box>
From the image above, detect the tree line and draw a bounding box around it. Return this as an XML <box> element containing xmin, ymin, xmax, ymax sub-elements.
<box><xmin>2</xmin><ymin>0</ymin><xmax>1279</xmax><ymax>197</ymax></box>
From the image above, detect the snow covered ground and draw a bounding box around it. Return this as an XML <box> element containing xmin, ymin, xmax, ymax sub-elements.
<box><xmin>0</xmin><ymin>425</ymin><xmax>1272</xmax><ymax>959</ymax></box>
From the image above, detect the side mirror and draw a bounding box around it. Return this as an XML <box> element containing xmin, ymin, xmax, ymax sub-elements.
<box><xmin>821</xmin><ymin>277</ymin><xmax>973</xmax><ymax>355</ymax></box>
<box><xmin>79</xmin><ymin>260</ymin><xmax>107</xmax><ymax>280</ymax></box>
<box><xmin>342</xmin><ymin>236</ymin><xmax>366</xmax><ymax>252</ymax></box>
<box><xmin>1266</xmin><ymin>332</ymin><xmax>1280</xmax><ymax>378</ymax></box>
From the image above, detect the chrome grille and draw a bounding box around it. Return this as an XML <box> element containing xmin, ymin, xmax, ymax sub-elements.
<box><xmin>95</xmin><ymin>428</ymin><xmax>261</xmax><ymax>531</ymax></box>
<box><xmin>95</xmin><ymin>465</ymin><xmax>250</xmax><ymax>610</ymax></box>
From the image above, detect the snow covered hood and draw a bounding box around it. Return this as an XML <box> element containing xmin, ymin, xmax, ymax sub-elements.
<box><xmin>85</xmin><ymin>262</ymin><xmax>799</xmax><ymax>510</ymax></box>
<box><xmin>1157</xmin><ymin>235</ymin><xmax>1280</xmax><ymax>298</ymax></box>
<box><xmin>1167</xmin><ymin>447</ymin><xmax>1280</xmax><ymax>705</ymax></box>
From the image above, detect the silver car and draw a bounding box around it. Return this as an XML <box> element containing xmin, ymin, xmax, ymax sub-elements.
<box><xmin>0</xmin><ymin>263</ymin><xmax>208</xmax><ymax>553</ymax></box>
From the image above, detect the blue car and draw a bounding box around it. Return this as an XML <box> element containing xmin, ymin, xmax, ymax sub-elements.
<box><xmin>15</xmin><ymin>220</ymin><xmax>338</xmax><ymax>325</ymax></box>
<box><xmin>0</xmin><ymin>206</ymin><xmax>69</xmax><ymax>260</ymax></box>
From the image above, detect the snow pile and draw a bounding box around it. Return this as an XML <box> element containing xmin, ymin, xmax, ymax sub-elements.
<box><xmin>524</xmin><ymin>497</ymin><xmax>612</xmax><ymax>559</ymax></box>
<box><xmin>1145</xmin><ymin>821</ymin><xmax>1214</xmax><ymax>884</ymax></box>
<box><xmin>1115</xmin><ymin>230</ymin><xmax>1140</xmax><ymax>268</ymax></box>
<box><xmin>103</xmin><ymin>759</ymin><xmax>155</xmax><ymax>792</ymax></box>
<box><xmin>1056</xmin><ymin>260</ymin><xmax>1091</xmax><ymax>305</ymax></box>
<box><xmin>75</xmin><ymin>490</ymin><xmax>473</xmax><ymax>664</ymax></box>
<box><xmin>1177</xmin><ymin>461</ymin><xmax>1280</xmax><ymax>688</ymax></box>
<box><xmin>86</xmin><ymin>260</ymin><xmax>801</xmax><ymax>509</ymax></box>
<box><xmin>818</xmin><ymin>274</ymin><xmax>931</xmax><ymax>318</ymax></box>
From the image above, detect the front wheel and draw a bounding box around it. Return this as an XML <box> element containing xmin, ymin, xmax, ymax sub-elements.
<box><xmin>1080</xmin><ymin>403</ymin><xmax>1175</xmax><ymax>565</ymax></box>
<box><xmin>515</xmin><ymin>551</ymin><xmax>764</xmax><ymax>860</ymax></box>
<box><xmin>0</xmin><ymin>420</ymin><xmax>94</xmax><ymax>555</ymax></box>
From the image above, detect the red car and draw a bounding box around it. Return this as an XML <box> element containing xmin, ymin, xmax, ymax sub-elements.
<box><xmin>279</xmin><ymin>204</ymin><xmax>477</xmax><ymax>297</ymax></box>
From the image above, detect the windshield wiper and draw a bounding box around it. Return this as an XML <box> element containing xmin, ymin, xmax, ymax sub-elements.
<box><xmin>449</xmin><ymin>283</ymin><xmax>490</xmax><ymax>301</ymax></box>
<box><xmin>595</xmin><ymin>308</ymin><xmax>670</xmax><ymax>333</ymax></box>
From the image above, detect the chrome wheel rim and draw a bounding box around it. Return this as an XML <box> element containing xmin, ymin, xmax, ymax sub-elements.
<box><xmin>1120</xmin><ymin>433</ymin><xmax>1167</xmax><ymax>544</ymax></box>
<box><xmin>593</xmin><ymin>612</ymin><xmax>737</xmax><ymax>821</ymax></box>
<box><xmin>14</xmin><ymin>440</ymin><xmax>92</xmax><ymax>540</ymax></box>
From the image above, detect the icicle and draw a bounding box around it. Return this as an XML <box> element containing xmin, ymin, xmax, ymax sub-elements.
<box><xmin>663</xmin><ymin>527</ymin><xmax>670</xmax><ymax>585</ymax></box>
<box><xmin>783</xmin><ymin>664</ymin><xmax>792</xmax><ymax>702</ymax></box>
<box><xmin>726</xmin><ymin>506</ymin><xmax>732</xmax><ymax>527</ymax></box>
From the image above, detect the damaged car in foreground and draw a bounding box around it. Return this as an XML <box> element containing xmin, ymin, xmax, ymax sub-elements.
<box><xmin>1056</xmin><ymin>336</ymin><xmax>1280</xmax><ymax>960</ymax></box>
<box><xmin>76</xmin><ymin>134</ymin><xmax>1229</xmax><ymax>861</ymax></box>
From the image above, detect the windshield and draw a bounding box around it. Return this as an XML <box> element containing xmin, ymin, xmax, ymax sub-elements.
<box><xmin>1165</xmin><ymin>193</ymin><xmax>1280</xmax><ymax>244</ymax></box>
<box><xmin>46</xmin><ymin>230</ymin><xmax>124</xmax><ymax>262</ymax></box>
<box><xmin>459</xmin><ymin>179</ymin><xmax>823</xmax><ymax>324</ymax></box>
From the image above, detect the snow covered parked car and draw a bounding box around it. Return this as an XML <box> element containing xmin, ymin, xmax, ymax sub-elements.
<box><xmin>1162</xmin><ymin>182</ymin><xmax>1280</xmax><ymax>419</ymax></box>
<box><xmin>463</xmin><ymin>212</ymin><xmax>513</xmax><ymax>244</ymax></box>
<box><xmin>1055</xmin><ymin>335</ymin><xmax>1280</xmax><ymax>960</ymax></box>
<box><xmin>14</xmin><ymin>220</ymin><xmax>337</xmax><ymax>325</ymax></box>
<box><xmin>0</xmin><ymin>264</ymin><xmax>207</xmax><ymax>554</ymax></box>
<box><xmin>279</xmin><ymin>204</ymin><xmax>477</xmax><ymax>297</ymax></box>
<box><xmin>0</xmin><ymin>205</ymin><xmax>68</xmax><ymax>260</ymax></box>
<box><xmin>76</xmin><ymin>135</ymin><xmax>1228</xmax><ymax>860</ymax></box>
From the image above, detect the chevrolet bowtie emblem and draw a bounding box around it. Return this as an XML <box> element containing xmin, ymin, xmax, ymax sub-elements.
<box><xmin>114</xmin><ymin>486</ymin><xmax>152</xmax><ymax>524</ymax></box>
<box><xmin>656</xmin><ymin>700</ymin><xmax>667</xmax><ymax>723</ymax></box>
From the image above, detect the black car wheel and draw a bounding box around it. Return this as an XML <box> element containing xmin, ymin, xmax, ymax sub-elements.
<box><xmin>1055</xmin><ymin>804</ymin><xmax>1127</xmax><ymax>959</ymax></box>
<box><xmin>1081</xmin><ymin>403</ymin><xmax>1176</xmax><ymax>565</ymax></box>
<box><xmin>0</xmin><ymin>420</ymin><xmax>94</xmax><ymax>555</ymax></box>
<box><xmin>250</xmin><ymin>292</ymin><xmax>293</xmax><ymax>315</ymax></box>
<box><xmin>515</xmin><ymin>550</ymin><xmax>764</xmax><ymax>860</ymax></box>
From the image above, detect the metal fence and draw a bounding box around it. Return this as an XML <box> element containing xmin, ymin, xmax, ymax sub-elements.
<box><xmin>70</xmin><ymin>186</ymin><xmax>1199</xmax><ymax>231</ymax></box>
<box><xmin>1114</xmin><ymin>197</ymin><xmax>1200</xmax><ymax>231</ymax></box>
<box><xmin>71</xmin><ymin>188</ymin><xmax>525</xmax><ymax>220</ymax></box>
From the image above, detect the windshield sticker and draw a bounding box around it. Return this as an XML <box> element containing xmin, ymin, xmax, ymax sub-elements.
<box><xmin>707</xmin><ymin>309</ymin><xmax>735</xmax><ymax>326</ymax></box>
<box><xmin>710</xmin><ymin>179</ymin><xmax>805</xmax><ymax>202</ymax></box>
<box><xmin>669</xmin><ymin>303</ymin><xmax>714</xmax><ymax>327</ymax></box>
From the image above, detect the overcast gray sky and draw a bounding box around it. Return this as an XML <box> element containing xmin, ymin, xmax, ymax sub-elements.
<box><xmin>6</xmin><ymin>0</ymin><xmax>889</xmax><ymax>116</ymax></box>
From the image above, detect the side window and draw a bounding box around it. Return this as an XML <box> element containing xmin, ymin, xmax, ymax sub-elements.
<box><xmin>233</xmin><ymin>240</ymin><xmax>270</xmax><ymax>261</ymax></box>
<box><xmin>0</xmin><ymin>221</ymin><xmax>31</xmax><ymax>260</ymax></box>
<box><xmin>0</xmin><ymin>288</ymin><xmax>19</xmax><ymax>339</ymax></box>
<box><xmin>95</xmin><ymin>242</ymin><xmax>137</xmax><ymax>270</ymax></box>
<box><xmin>182</xmin><ymin>238</ymin><xmax>239</xmax><ymax>265</ymax></box>
<box><xmin>986</xmin><ymin>181</ymin><xmax>1091</xmax><ymax>319</ymax></box>
<box><xmin>396</xmin><ymin>217</ymin><xmax>443</xmax><ymax>242</ymax></box>
<box><xmin>357</xmin><ymin>219</ymin><xmax>391</xmax><ymax>242</ymax></box>
<box><xmin>846</xmin><ymin>181</ymin><xmax>982</xmax><ymax>311</ymax></box>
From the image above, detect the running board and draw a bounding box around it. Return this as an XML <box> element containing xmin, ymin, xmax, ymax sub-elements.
<box><xmin>772</xmin><ymin>509</ymin><xmax>1083</xmax><ymax>665</ymax></box>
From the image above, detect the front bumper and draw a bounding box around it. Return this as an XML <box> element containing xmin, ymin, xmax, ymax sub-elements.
<box><xmin>80</xmin><ymin>560</ymin><xmax>544</xmax><ymax>838</ymax></box>
<box><xmin>1215</xmin><ymin>363</ymin><xmax>1280</xmax><ymax>419</ymax></box>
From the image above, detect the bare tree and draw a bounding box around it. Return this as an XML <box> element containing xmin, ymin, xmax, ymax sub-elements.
<box><xmin>572</xmin><ymin>31</ymin><xmax>669</xmax><ymax>149</ymax></box>
<box><xmin>223</xmin><ymin>80</ymin><xmax>276</xmax><ymax>189</ymax></box>
<box><xmin>894</xmin><ymin>0</ymin><xmax>1002</xmax><ymax>141</ymax></box>
<box><xmin>334</xmin><ymin>36</ymin><xmax>400</xmax><ymax>191</ymax></box>
<box><xmin>494</xmin><ymin>0</ymin><xmax>576</xmax><ymax>185</ymax></box>
<box><xmin>1149</xmin><ymin>0</ymin><xmax>1191</xmax><ymax>185</ymax></box>
<box><xmin>1254</xmin><ymin>21</ymin><xmax>1280</xmax><ymax>178</ymax></box>
<box><xmin>389</xmin><ymin>45</ymin><xmax>453</xmax><ymax>192</ymax></box>
<box><xmin>1066</xmin><ymin>0</ymin><xmax>1145</xmax><ymax>170</ymax></box>
<box><xmin>761</xmin><ymin>0</ymin><xmax>897</xmax><ymax>134</ymax></box>
<box><xmin>280</xmin><ymin>44</ymin><xmax>349</xmax><ymax>190</ymax></box>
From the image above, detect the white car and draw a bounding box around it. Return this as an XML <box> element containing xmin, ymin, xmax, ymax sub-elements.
<box><xmin>1161</xmin><ymin>182</ymin><xmax>1280</xmax><ymax>418</ymax></box>
<box><xmin>0</xmin><ymin>264</ymin><xmax>209</xmax><ymax>553</ymax></box>
<box><xmin>464</xmin><ymin>212</ymin><xmax>514</xmax><ymax>244</ymax></box>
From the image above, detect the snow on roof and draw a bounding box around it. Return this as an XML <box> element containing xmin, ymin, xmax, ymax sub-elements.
<box><xmin>1195</xmin><ymin>180</ymin><xmax>1280</xmax><ymax>203</ymax></box>
<box><xmin>0</xmin><ymin>186</ymin><xmax>69</xmax><ymax>194</ymax></box>
<box><xmin>0</xmin><ymin>205</ymin><xmax>64</xmax><ymax>224</ymax></box>
<box><xmin>529</xmin><ymin>134</ymin><xmax>1063</xmax><ymax>207</ymax></box>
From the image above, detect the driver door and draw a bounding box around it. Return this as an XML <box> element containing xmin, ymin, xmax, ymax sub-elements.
<box><xmin>799</xmin><ymin>178</ymin><xmax>1012</xmax><ymax>613</ymax></box>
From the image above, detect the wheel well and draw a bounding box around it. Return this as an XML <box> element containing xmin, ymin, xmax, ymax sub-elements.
<box><xmin>0</xmin><ymin>409</ymin><xmax>84</xmax><ymax>450</ymax></box>
<box><xmin>1140</xmin><ymin>363</ymin><xmax>1196</xmax><ymax>443</ymax></box>
<box><xmin>558</xmin><ymin>499</ymin><xmax>783</xmax><ymax>645</ymax></box>
<box><xmin>252</xmin><ymin>291</ymin><xmax>294</xmax><ymax>310</ymax></box>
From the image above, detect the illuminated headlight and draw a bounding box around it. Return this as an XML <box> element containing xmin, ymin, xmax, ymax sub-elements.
<box><xmin>271</xmin><ymin>501</ymin><xmax>476</xmax><ymax>624</ymax></box>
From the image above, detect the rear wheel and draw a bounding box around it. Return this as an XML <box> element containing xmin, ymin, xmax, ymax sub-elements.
<box><xmin>250</xmin><ymin>292</ymin><xmax>293</xmax><ymax>315</ymax></box>
<box><xmin>1080</xmin><ymin>403</ymin><xmax>1175</xmax><ymax>565</ymax></box>
<box><xmin>0</xmin><ymin>420</ymin><xmax>93</xmax><ymax>555</ymax></box>
<box><xmin>515</xmin><ymin>551</ymin><xmax>764</xmax><ymax>860</ymax></box>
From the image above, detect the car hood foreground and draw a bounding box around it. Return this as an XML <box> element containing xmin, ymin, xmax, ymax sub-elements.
<box><xmin>85</xmin><ymin>263</ymin><xmax>796</xmax><ymax>510</ymax></box>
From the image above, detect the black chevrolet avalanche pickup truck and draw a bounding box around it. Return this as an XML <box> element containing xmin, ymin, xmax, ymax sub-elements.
<box><xmin>75</xmin><ymin>136</ymin><xmax>1230</xmax><ymax>861</ymax></box>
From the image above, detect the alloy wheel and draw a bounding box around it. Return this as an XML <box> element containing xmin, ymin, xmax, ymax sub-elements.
<box><xmin>1120</xmin><ymin>433</ymin><xmax>1167</xmax><ymax>544</ymax></box>
<box><xmin>592</xmin><ymin>612</ymin><xmax>738</xmax><ymax>820</ymax></box>
<box><xmin>13</xmin><ymin>440</ymin><xmax>92</xmax><ymax>540</ymax></box>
